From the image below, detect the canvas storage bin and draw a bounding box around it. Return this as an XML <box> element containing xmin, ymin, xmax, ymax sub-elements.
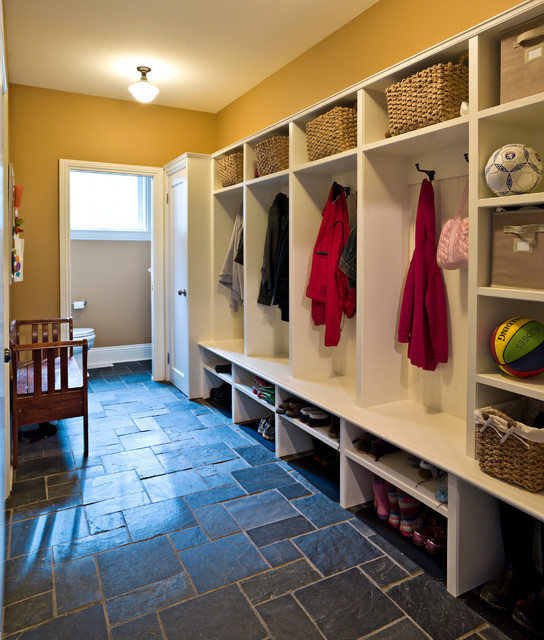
<box><xmin>500</xmin><ymin>16</ymin><xmax>544</xmax><ymax>104</ymax></box>
<box><xmin>475</xmin><ymin>399</ymin><xmax>544</xmax><ymax>492</ymax></box>
<box><xmin>384</xmin><ymin>55</ymin><xmax>468</xmax><ymax>137</ymax></box>
<box><xmin>218</xmin><ymin>152</ymin><xmax>244</xmax><ymax>187</ymax></box>
<box><xmin>255</xmin><ymin>136</ymin><xmax>289</xmax><ymax>176</ymax></box>
<box><xmin>306</xmin><ymin>105</ymin><xmax>357</xmax><ymax>162</ymax></box>
<box><xmin>490</xmin><ymin>208</ymin><xmax>544</xmax><ymax>290</ymax></box>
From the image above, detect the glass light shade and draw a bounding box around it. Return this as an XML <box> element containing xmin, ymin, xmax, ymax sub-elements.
<box><xmin>128</xmin><ymin>77</ymin><xmax>159</xmax><ymax>103</ymax></box>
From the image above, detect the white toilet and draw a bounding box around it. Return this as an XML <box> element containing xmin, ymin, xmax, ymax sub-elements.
<box><xmin>73</xmin><ymin>327</ymin><xmax>95</xmax><ymax>369</ymax></box>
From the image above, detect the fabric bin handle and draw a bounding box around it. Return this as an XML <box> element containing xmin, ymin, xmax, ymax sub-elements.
<box><xmin>515</xmin><ymin>26</ymin><xmax>544</xmax><ymax>48</ymax></box>
<box><xmin>503</xmin><ymin>223</ymin><xmax>544</xmax><ymax>236</ymax></box>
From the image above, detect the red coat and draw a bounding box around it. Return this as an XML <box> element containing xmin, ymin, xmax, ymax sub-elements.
<box><xmin>398</xmin><ymin>179</ymin><xmax>448</xmax><ymax>371</ymax></box>
<box><xmin>306</xmin><ymin>184</ymin><xmax>355</xmax><ymax>347</ymax></box>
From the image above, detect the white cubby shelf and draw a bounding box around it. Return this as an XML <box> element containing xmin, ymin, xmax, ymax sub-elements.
<box><xmin>172</xmin><ymin>0</ymin><xmax>544</xmax><ymax>601</ymax></box>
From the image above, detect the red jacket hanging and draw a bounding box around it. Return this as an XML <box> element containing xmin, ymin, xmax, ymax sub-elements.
<box><xmin>398</xmin><ymin>179</ymin><xmax>448</xmax><ymax>371</ymax></box>
<box><xmin>306</xmin><ymin>183</ymin><xmax>355</xmax><ymax>347</ymax></box>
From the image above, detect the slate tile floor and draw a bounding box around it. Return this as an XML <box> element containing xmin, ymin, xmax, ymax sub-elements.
<box><xmin>2</xmin><ymin>362</ymin><xmax>514</xmax><ymax>639</ymax></box>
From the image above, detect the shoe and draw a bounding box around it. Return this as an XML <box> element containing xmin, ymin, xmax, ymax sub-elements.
<box><xmin>386</xmin><ymin>483</ymin><xmax>400</xmax><ymax>529</ymax></box>
<box><xmin>372</xmin><ymin>475</ymin><xmax>390</xmax><ymax>520</ymax></box>
<box><xmin>276</xmin><ymin>396</ymin><xmax>297</xmax><ymax>414</ymax></box>
<box><xmin>436</xmin><ymin>474</ymin><xmax>448</xmax><ymax>503</ymax></box>
<box><xmin>253</xmin><ymin>376</ymin><xmax>266</xmax><ymax>394</ymax></box>
<box><xmin>413</xmin><ymin>525</ymin><xmax>444</xmax><ymax>547</ymax></box>
<box><xmin>397</xmin><ymin>490</ymin><xmax>422</xmax><ymax>538</ymax></box>
<box><xmin>321</xmin><ymin>449</ymin><xmax>338</xmax><ymax>467</ymax></box>
<box><xmin>368</xmin><ymin>438</ymin><xmax>398</xmax><ymax>461</ymax></box>
<box><xmin>263</xmin><ymin>418</ymin><xmax>275</xmax><ymax>441</ymax></box>
<box><xmin>299</xmin><ymin>407</ymin><xmax>317</xmax><ymax>423</ymax></box>
<box><xmin>257</xmin><ymin>417</ymin><xmax>268</xmax><ymax>435</ymax></box>
<box><xmin>426</xmin><ymin>531</ymin><xmax>447</xmax><ymax>553</ymax></box>
<box><xmin>355</xmin><ymin>432</ymin><xmax>373</xmax><ymax>453</ymax></box>
<box><xmin>512</xmin><ymin>581</ymin><xmax>544</xmax><ymax>637</ymax></box>
<box><xmin>307</xmin><ymin>411</ymin><xmax>331</xmax><ymax>427</ymax></box>
<box><xmin>419</xmin><ymin>460</ymin><xmax>442</xmax><ymax>479</ymax></box>
<box><xmin>286</xmin><ymin>400</ymin><xmax>306</xmax><ymax>418</ymax></box>
<box><xmin>480</xmin><ymin>563</ymin><xmax>542</xmax><ymax>613</ymax></box>
<box><xmin>328</xmin><ymin>416</ymin><xmax>340</xmax><ymax>439</ymax></box>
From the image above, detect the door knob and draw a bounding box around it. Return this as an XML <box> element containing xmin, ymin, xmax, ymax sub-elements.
<box><xmin>178</xmin><ymin>289</ymin><xmax>187</xmax><ymax>296</ymax></box>
<box><xmin>4</xmin><ymin>348</ymin><xmax>11</xmax><ymax>363</ymax></box>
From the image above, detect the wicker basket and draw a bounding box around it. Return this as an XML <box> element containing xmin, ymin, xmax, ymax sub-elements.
<box><xmin>474</xmin><ymin>402</ymin><xmax>544</xmax><ymax>492</ymax></box>
<box><xmin>306</xmin><ymin>105</ymin><xmax>357</xmax><ymax>162</ymax></box>
<box><xmin>255</xmin><ymin>136</ymin><xmax>289</xmax><ymax>177</ymax></box>
<box><xmin>218</xmin><ymin>152</ymin><xmax>244</xmax><ymax>187</ymax></box>
<box><xmin>385</xmin><ymin>54</ymin><xmax>468</xmax><ymax>137</ymax></box>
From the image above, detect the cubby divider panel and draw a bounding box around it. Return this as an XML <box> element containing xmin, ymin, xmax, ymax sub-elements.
<box><xmin>276</xmin><ymin>415</ymin><xmax>315</xmax><ymax>459</ymax></box>
<box><xmin>244</xmin><ymin>181</ymin><xmax>290</xmax><ymax>359</ymax></box>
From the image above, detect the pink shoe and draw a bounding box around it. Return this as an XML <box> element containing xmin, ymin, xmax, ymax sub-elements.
<box><xmin>372</xmin><ymin>475</ymin><xmax>390</xmax><ymax>520</ymax></box>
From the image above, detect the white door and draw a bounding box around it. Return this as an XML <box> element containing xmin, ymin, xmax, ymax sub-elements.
<box><xmin>170</xmin><ymin>172</ymin><xmax>189</xmax><ymax>396</ymax></box>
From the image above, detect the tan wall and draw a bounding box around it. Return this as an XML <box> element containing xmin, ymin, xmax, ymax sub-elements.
<box><xmin>71</xmin><ymin>240</ymin><xmax>150</xmax><ymax>348</ymax></box>
<box><xmin>8</xmin><ymin>85</ymin><xmax>216</xmax><ymax>323</ymax></box>
<box><xmin>215</xmin><ymin>0</ymin><xmax>526</xmax><ymax>148</ymax></box>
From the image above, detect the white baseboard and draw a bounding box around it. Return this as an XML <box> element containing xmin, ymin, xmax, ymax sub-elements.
<box><xmin>88</xmin><ymin>343</ymin><xmax>152</xmax><ymax>369</ymax></box>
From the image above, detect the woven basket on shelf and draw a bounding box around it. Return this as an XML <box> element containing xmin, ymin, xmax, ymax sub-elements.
<box><xmin>474</xmin><ymin>404</ymin><xmax>544</xmax><ymax>492</ymax></box>
<box><xmin>384</xmin><ymin>54</ymin><xmax>468</xmax><ymax>137</ymax></box>
<box><xmin>255</xmin><ymin>136</ymin><xmax>289</xmax><ymax>177</ymax></box>
<box><xmin>218</xmin><ymin>152</ymin><xmax>244</xmax><ymax>187</ymax></box>
<box><xmin>306</xmin><ymin>105</ymin><xmax>357</xmax><ymax>162</ymax></box>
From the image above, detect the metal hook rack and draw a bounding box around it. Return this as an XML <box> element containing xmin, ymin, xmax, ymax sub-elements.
<box><xmin>415</xmin><ymin>163</ymin><xmax>435</xmax><ymax>182</ymax></box>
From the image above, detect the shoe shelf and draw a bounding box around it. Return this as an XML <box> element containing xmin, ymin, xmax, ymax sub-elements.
<box><xmin>343</xmin><ymin>419</ymin><xmax>446</xmax><ymax>512</ymax></box>
<box><xmin>234</xmin><ymin>381</ymin><xmax>275</xmax><ymax>410</ymax></box>
<box><xmin>280</xmin><ymin>413</ymin><xmax>340</xmax><ymax>451</ymax></box>
<box><xmin>202</xmin><ymin>364</ymin><xmax>233</xmax><ymax>385</ymax></box>
<box><xmin>343</xmin><ymin>446</ymin><xmax>447</xmax><ymax>516</ymax></box>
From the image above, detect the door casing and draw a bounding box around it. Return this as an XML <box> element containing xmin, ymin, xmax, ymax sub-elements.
<box><xmin>59</xmin><ymin>159</ymin><xmax>165</xmax><ymax>380</ymax></box>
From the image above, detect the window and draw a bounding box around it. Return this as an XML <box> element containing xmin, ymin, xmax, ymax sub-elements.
<box><xmin>69</xmin><ymin>170</ymin><xmax>153</xmax><ymax>240</ymax></box>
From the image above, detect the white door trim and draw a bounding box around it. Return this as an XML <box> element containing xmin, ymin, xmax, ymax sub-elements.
<box><xmin>58</xmin><ymin>159</ymin><xmax>166</xmax><ymax>380</ymax></box>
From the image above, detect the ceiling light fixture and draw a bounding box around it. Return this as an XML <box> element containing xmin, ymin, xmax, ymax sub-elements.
<box><xmin>128</xmin><ymin>66</ymin><xmax>159</xmax><ymax>103</ymax></box>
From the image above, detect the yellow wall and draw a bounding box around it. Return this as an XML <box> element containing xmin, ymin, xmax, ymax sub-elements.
<box><xmin>8</xmin><ymin>85</ymin><xmax>216</xmax><ymax>321</ymax></box>
<box><xmin>215</xmin><ymin>0</ymin><xmax>526</xmax><ymax>148</ymax></box>
<box><xmin>8</xmin><ymin>0</ymin><xmax>527</xmax><ymax>326</ymax></box>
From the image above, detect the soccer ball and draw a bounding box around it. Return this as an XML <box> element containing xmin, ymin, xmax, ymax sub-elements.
<box><xmin>484</xmin><ymin>144</ymin><xmax>543</xmax><ymax>196</ymax></box>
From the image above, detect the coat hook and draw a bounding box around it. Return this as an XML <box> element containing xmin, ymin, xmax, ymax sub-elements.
<box><xmin>464</xmin><ymin>153</ymin><xmax>469</xmax><ymax>162</ymax></box>
<box><xmin>415</xmin><ymin>163</ymin><xmax>435</xmax><ymax>182</ymax></box>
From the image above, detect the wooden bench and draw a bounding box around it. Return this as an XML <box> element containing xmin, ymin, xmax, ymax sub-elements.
<box><xmin>10</xmin><ymin>318</ymin><xmax>88</xmax><ymax>469</ymax></box>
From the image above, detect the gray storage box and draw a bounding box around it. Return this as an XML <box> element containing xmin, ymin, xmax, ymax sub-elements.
<box><xmin>491</xmin><ymin>208</ymin><xmax>544</xmax><ymax>290</ymax></box>
<box><xmin>500</xmin><ymin>17</ymin><xmax>544</xmax><ymax>104</ymax></box>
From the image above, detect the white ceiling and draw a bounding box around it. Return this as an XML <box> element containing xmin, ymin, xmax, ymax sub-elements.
<box><xmin>4</xmin><ymin>0</ymin><xmax>379</xmax><ymax>113</ymax></box>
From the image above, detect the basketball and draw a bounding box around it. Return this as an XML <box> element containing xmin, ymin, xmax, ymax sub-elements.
<box><xmin>490</xmin><ymin>317</ymin><xmax>544</xmax><ymax>377</ymax></box>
